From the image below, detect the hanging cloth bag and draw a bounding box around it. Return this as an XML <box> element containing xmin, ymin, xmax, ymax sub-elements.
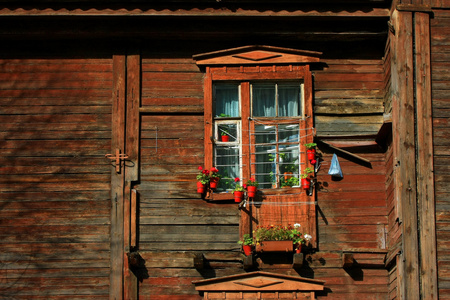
<box><xmin>328</xmin><ymin>153</ymin><xmax>343</xmax><ymax>178</ymax></box>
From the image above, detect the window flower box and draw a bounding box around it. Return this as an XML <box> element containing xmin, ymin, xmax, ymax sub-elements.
<box><xmin>255</xmin><ymin>240</ymin><xmax>293</xmax><ymax>253</ymax></box>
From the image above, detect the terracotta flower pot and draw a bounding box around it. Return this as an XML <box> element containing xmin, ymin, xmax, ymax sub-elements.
<box><xmin>255</xmin><ymin>240</ymin><xmax>293</xmax><ymax>253</ymax></box>
<box><xmin>209</xmin><ymin>177</ymin><xmax>219</xmax><ymax>189</ymax></box>
<box><xmin>301</xmin><ymin>178</ymin><xmax>310</xmax><ymax>190</ymax></box>
<box><xmin>307</xmin><ymin>149</ymin><xmax>316</xmax><ymax>161</ymax></box>
<box><xmin>197</xmin><ymin>182</ymin><xmax>205</xmax><ymax>193</ymax></box>
<box><xmin>247</xmin><ymin>185</ymin><xmax>257</xmax><ymax>198</ymax></box>
<box><xmin>221</xmin><ymin>135</ymin><xmax>229</xmax><ymax>142</ymax></box>
<box><xmin>295</xmin><ymin>243</ymin><xmax>302</xmax><ymax>253</ymax></box>
<box><xmin>284</xmin><ymin>172</ymin><xmax>293</xmax><ymax>180</ymax></box>
<box><xmin>243</xmin><ymin>245</ymin><xmax>253</xmax><ymax>256</ymax></box>
<box><xmin>234</xmin><ymin>191</ymin><xmax>244</xmax><ymax>203</ymax></box>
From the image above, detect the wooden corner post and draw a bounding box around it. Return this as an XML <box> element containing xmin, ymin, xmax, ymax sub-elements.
<box><xmin>391</xmin><ymin>8</ymin><xmax>438</xmax><ymax>299</ymax></box>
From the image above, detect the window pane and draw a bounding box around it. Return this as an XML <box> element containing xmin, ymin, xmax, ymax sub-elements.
<box><xmin>218</xmin><ymin>123</ymin><xmax>238</xmax><ymax>142</ymax></box>
<box><xmin>254</xmin><ymin>125</ymin><xmax>276</xmax><ymax>144</ymax></box>
<box><xmin>279</xmin><ymin>145</ymin><xmax>300</xmax><ymax>187</ymax></box>
<box><xmin>255</xmin><ymin>146</ymin><xmax>277</xmax><ymax>189</ymax></box>
<box><xmin>252</xmin><ymin>84</ymin><xmax>276</xmax><ymax>117</ymax></box>
<box><xmin>278</xmin><ymin>84</ymin><xmax>300</xmax><ymax>117</ymax></box>
<box><xmin>251</xmin><ymin>123</ymin><xmax>301</xmax><ymax>189</ymax></box>
<box><xmin>215</xmin><ymin>146</ymin><xmax>240</xmax><ymax>191</ymax></box>
<box><xmin>214</xmin><ymin>84</ymin><xmax>239</xmax><ymax>117</ymax></box>
<box><xmin>279</xmin><ymin>124</ymin><xmax>299</xmax><ymax>143</ymax></box>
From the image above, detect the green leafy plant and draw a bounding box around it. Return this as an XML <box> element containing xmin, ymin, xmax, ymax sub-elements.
<box><xmin>253</xmin><ymin>223</ymin><xmax>312</xmax><ymax>246</ymax></box>
<box><xmin>304</xmin><ymin>143</ymin><xmax>317</xmax><ymax>149</ymax></box>
<box><xmin>238</xmin><ymin>234</ymin><xmax>254</xmax><ymax>246</ymax></box>
<box><xmin>281</xmin><ymin>176</ymin><xmax>300</xmax><ymax>187</ymax></box>
<box><xmin>300</xmin><ymin>167</ymin><xmax>314</xmax><ymax>179</ymax></box>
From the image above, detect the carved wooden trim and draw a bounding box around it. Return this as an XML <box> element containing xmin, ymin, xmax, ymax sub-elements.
<box><xmin>193</xmin><ymin>45</ymin><xmax>321</xmax><ymax>66</ymax></box>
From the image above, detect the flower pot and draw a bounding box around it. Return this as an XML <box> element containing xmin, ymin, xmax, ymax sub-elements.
<box><xmin>242</xmin><ymin>245</ymin><xmax>253</xmax><ymax>256</ymax></box>
<box><xmin>307</xmin><ymin>149</ymin><xmax>316</xmax><ymax>161</ymax></box>
<box><xmin>209</xmin><ymin>177</ymin><xmax>219</xmax><ymax>189</ymax></box>
<box><xmin>301</xmin><ymin>178</ymin><xmax>310</xmax><ymax>190</ymax></box>
<box><xmin>234</xmin><ymin>191</ymin><xmax>244</xmax><ymax>203</ymax></box>
<box><xmin>284</xmin><ymin>172</ymin><xmax>293</xmax><ymax>180</ymax></box>
<box><xmin>255</xmin><ymin>240</ymin><xmax>293</xmax><ymax>253</ymax></box>
<box><xmin>197</xmin><ymin>182</ymin><xmax>205</xmax><ymax>193</ymax></box>
<box><xmin>295</xmin><ymin>243</ymin><xmax>302</xmax><ymax>253</ymax></box>
<box><xmin>221</xmin><ymin>135</ymin><xmax>229</xmax><ymax>142</ymax></box>
<box><xmin>247</xmin><ymin>185</ymin><xmax>257</xmax><ymax>198</ymax></box>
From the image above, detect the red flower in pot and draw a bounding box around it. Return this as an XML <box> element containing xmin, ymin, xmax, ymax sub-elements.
<box><xmin>245</xmin><ymin>177</ymin><xmax>259</xmax><ymax>198</ymax></box>
<box><xmin>209</xmin><ymin>167</ymin><xmax>221</xmax><ymax>189</ymax></box>
<box><xmin>233</xmin><ymin>177</ymin><xmax>245</xmax><ymax>203</ymax></box>
<box><xmin>196</xmin><ymin>166</ymin><xmax>210</xmax><ymax>193</ymax></box>
<box><xmin>238</xmin><ymin>234</ymin><xmax>254</xmax><ymax>256</ymax></box>
<box><xmin>300</xmin><ymin>167</ymin><xmax>314</xmax><ymax>190</ymax></box>
<box><xmin>305</xmin><ymin>143</ymin><xmax>317</xmax><ymax>162</ymax></box>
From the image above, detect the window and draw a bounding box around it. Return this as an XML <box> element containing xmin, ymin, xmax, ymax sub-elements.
<box><xmin>213</xmin><ymin>82</ymin><xmax>306</xmax><ymax>192</ymax></box>
<box><xmin>194</xmin><ymin>45</ymin><xmax>320</xmax><ymax>247</ymax></box>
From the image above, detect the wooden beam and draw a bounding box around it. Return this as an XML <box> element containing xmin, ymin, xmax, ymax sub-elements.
<box><xmin>397</xmin><ymin>4</ymin><xmax>433</xmax><ymax>13</ymax></box>
<box><xmin>124</xmin><ymin>50</ymin><xmax>141</xmax><ymax>300</ymax></box>
<box><xmin>342</xmin><ymin>253</ymin><xmax>355</xmax><ymax>268</ymax></box>
<box><xmin>391</xmin><ymin>10</ymin><xmax>420</xmax><ymax>299</ymax></box>
<box><xmin>110</xmin><ymin>54</ymin><xmax>126</xmax><ymax>300</ymax></box>
<box><xmin>243</xmin><ymin>254</ymin><xmax>254</xmax><ymax>270</ymax></box>
<box><xmin>414</xmin><ymin>12</ymin><xmax>438</xmax><ymax>300</ymax></box>
<box><xmin>293</xmin><ymin>253</ymin><xmax>304</xmax><ymax>269</ymax></box>
<box><xmin>194</xmin><ymin>253</ymin><xmax>205</xmax><ymax>269</ymax></box>
<box><xmin>316</xmin><ymin>140</ymin><xmax>371</xmax><ymax>164</ymax></box>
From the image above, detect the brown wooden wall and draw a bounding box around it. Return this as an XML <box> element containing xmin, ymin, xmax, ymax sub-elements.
<box><xmin>431</xmin><ymin>8</ymin><xmax>450</xmax><ymax>300</ymax></box>
<box><xmin>0</xmin><ymin>43</ymin><xmax>113</xmax><ymax>299</ymax></box>
<box><xmin>0</xmin><ymin>6</ymin><xmax>392</xmax><ymax>299</ymax></box>
<box><xmin>314</xmin><ymin>60</ymin><xmax>385</xmax><ymax>136</ymax></box>
<box><xmin>313</xmin><ymin>150</ymin><xmax>388</xmax><ymax>299</ymax></box>
<box><xmin>137</xmin><ymin>55</ymin><xmax>240</xmax><ymax>299</ymax></box>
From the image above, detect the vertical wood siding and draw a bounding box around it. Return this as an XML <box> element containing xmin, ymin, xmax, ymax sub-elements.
<box><xmin>431</xmin><ymin>9</ymin><xmax>450</xmax><ymax>299</ymax></box>
<box><xmin>0</xmin><ymin>54</ymin><xmax>112</xmax><ymax>299</ymax></box>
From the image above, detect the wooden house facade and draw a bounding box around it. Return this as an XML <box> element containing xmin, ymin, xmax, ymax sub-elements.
<box><xmin>0</xmin><ymin>0</ymin><xmax>448</xmax><ymax>299</ymax></box>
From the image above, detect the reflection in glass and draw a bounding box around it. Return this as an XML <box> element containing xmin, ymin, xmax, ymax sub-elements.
<box><xmin>215</xmin><ymin>146</ymin><xmax>240</xmax><ymax>191</ymax></box>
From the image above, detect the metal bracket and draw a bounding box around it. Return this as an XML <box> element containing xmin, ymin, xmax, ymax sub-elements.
<box><xmin>105</xmin><ymin>148</ymin><xmax>129</xmax><ymax>173</ymax></box>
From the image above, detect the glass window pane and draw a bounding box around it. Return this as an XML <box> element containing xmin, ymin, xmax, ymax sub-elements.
<box><xmin>279</xmin><ymin>124</ymin><xmax>299</xmax><ymax>143</ymax></box>
<box><xmin>214</xmin><ymin>84</ymin><xmax>239</xmax><ymax>117</ymax></box>
<box><xmin>255</xmin><ymin>146</ymin><xmax>277</xmax><ymax>189</ymax></box>
<box><xmin>252</xmin><ymin>84</ymin><xmax>276</xmax><ymax>117</ymax></box>
<box><xmin>218</xmin><ymin>123</ymin><xmax>237</xmax><ymax>142</ymax></box>
<box><xmin>215</xmin><ymin>146</ymin><xmax>240</xmax><ymax>191</ymax></box>
<box><xmin>278</xmin><ymin>84</ymin><xmax>300</xmax><ymax>117</ymax></box>
<box><xmin>254</xmin><ymin>125</ymin><xmax>276</xmax><ymax>144</ymax></box>
<box><xmin>251</xmin><ymin>123</ymin><xmax>301</xmax><ymax>189</ymax></box>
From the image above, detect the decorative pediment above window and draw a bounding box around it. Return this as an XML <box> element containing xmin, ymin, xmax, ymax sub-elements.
<box><xmin>193</xmin><ymin>271</ymin><xmax>325</xmax><ymax>299</ymax></box>
<box><xmin>193</xmin><ymin>45</ymin><xmax>322</xmax><ymax>66</ymax></box>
